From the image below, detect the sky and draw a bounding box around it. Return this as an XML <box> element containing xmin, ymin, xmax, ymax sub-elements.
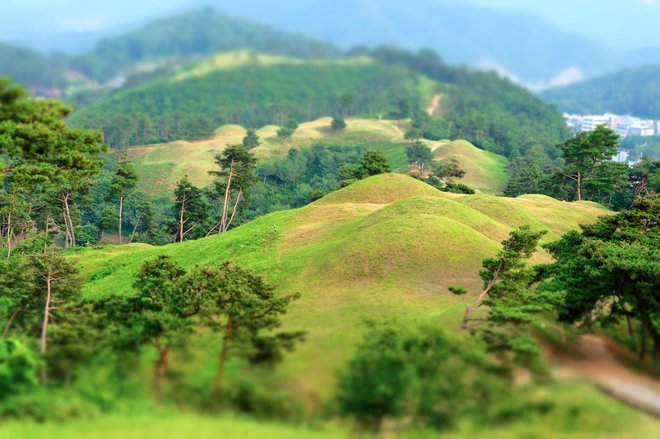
<box><xmin>2</xmin><ymin>0</ymin><xmax>660</xmax><ymax>52</ymax></box>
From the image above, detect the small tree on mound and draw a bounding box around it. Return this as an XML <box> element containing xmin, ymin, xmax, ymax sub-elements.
<box><xmin>331</xmin><ymin>115</ymin><xmax>347</xmax><ymax>132</ymax></box>
<box><xmin>277</xmin><ymin>120</ymin><xmax>299</xmax><ymax>139</ymax></box>
<box><xmin>355</xmin><ymin>150</ymin><xmax>390</xmax><ymax>179</ymax></box>
<box><xmin>242</xmin><ymin>129</ymin><xmax>260</xmax><ymax>149</ymax></box>
<box><xmin>406</xmin><ymin>141</ymin><xmax>434</xmax><ymax>175</ymax></box>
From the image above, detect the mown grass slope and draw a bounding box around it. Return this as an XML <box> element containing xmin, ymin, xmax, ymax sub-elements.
<box><xmin>124</xmin><ymin>118</ymin><xmax>506</xmax><ymax>199</ymax></box>
<box><xmin>74</xmin><ymin>174</ymin><xmax>610</xmax><ymax>398</ymax></box>
<box><xmin>430</xmin><ymin>139</ymin><xmax>509</xmax><ymax>194</ymax></box>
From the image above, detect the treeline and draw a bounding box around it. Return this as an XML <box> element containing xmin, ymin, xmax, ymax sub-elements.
<box><xmin>70</xmin><ymin>8</ymin><xmax>339</xmax><ymax>82</ymax></box>
<box><xmin>68</xmin><ymin>60</ymin><xmax>424</xmax><ymax>147</ymax></box>
<box><xmin>505</xmin><ymin>125</ymin><xmax>660</xmax><ymax>210</ymax></box>
<box><xmin>541</xmin><ymin>65</ymin><xmax>660</xmax><ymax>119</ymax></box>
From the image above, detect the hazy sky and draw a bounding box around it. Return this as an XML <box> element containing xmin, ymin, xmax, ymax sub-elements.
<box><xmin>2</xmin><ymin>0</ymin><xmax>660</xmax><ymax>51</ymax></box>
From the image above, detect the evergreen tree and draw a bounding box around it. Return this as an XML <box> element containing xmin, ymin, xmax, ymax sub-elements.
<box><xmin>331</xmin><ymin>115</ymin><xmax>347</xmax><ymax>132</ymax></box>
<box><xmin>172</xmin><ymin>176</ymin><xmax>208</xmax><ymax>242</ymax></box>
<box><xmin>109</xmin><ymin>156</ymin><xmax>137</xmax><ymax>244</ymax></box>
<box><xmin>242</xmin><ymin>129</ymin><xmax>260</xmax><ymax>149</ymax></box>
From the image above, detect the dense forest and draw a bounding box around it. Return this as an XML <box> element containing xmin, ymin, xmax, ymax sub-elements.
<box><xmin>541</xmin><ymin>65</ymin><xmax>660</xmax><ymax>119</ymax></box>
<box><xmin>68</xmin><ymin>55</ymin><xmax>429</xmax><ymax>147</ymax></box>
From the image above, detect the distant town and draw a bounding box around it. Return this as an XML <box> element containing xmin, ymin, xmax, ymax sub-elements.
<box><xmin>564</xmin><ymin>113</ymin><xmax>659</xmax><ymax>163</ymax></box>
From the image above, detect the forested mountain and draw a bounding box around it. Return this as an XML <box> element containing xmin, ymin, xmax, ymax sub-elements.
<box><xmin>540</xmin><ymin>65</ymin><xmax>660</xmax><ymax>118</ymax></box>
<box><xmin>204</xmin><ymin>0</ymin><xmax>660</xmax><ymax>85</ymax></box>
<box><xmin>0</xmin><ymin>42</ymin><xmax>67</xmax><ymax>90</ymax></box>
<box><xmin>69</xmin><ymin>48</ymin><xmax>569</xmax><ymax>159</ymax></box>
<box><xmin>70</xmin><ymin>9</ymin><xmax>338</xmax><ymax>81</ymax></box>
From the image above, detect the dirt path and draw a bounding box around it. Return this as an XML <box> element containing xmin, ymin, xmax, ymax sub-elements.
<box><xmin>426</xmin><ymin>93</ymin><xmax>443</xmax><ymax>116</ymax></box>
<box><xmin>549</xmin><ymin>334</ymin><xmax>660</xmax><ymax>418</ymax></box>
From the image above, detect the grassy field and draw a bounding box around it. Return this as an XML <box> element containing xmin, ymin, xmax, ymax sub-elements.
<box><xmin>124</xmin><ymin>117</ymin><xmax>506</xmax><ymax>199</ymax></box>
<box><xmin>72</xmin><ymin>174</ymin><xmax>610</xmax><ymax>400</ymax></box>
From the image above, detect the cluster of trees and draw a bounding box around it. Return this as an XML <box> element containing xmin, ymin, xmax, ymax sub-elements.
<box><xmin>405</xmin><ymin>140</ymin><xmax>474</xmax><ymax>194</ymax></box>
<box><xmin>506</xmin><ymin>125</ymin><xmax>660</xmax><ymax>210</ymax></box>
<box><xmin>340</xmin><ymin>195</ymin><xmax>659</xmax><ymax>432</ymax></box>
<box><xmin>0</xmin><ymin>78</ymin><xmax>107</xmax><ymax>252</ymax></box>
<box><xmin>0</xmin><ymin>243</ymin><xmax>303</xmax><ymax>413</ymax></box>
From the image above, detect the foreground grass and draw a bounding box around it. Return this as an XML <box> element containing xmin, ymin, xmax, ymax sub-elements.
<box><xmin>0</xmin><ymin>415</ymin><xmax>343</xmax><ymax>439</ymax></box>
<box><xmin>3</xmin><ymin>382</ymin><xmax>658</xmax><ymax>439</ymax></box>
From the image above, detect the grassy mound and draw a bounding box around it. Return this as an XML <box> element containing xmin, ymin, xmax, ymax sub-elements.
<box><xmin>431</xmin><ymin>139</ymin><xmax>509</xmax><ymax>194</ymax></box>
<box><xmin>74</xmin><ymin>174</ymin><xmax>610</xmax><ymax>400</ymax></box>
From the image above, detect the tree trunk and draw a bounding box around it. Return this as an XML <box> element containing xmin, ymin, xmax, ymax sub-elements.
<box><xmin>576</xmin><ymin>171</ymin><xmax>582</xmax><ymax>201</ymax></box>
<box><xmin>6</xmin><ymin>212</ymin><xmax>11</xmax><ymax>258</ymax></box>
<box><xmin>154</xmin><ymin>344</ymin><xmax>170</xmax><ymax>404</ymax></box>
<box><xmin>118</xmin><ymin>190</ymin><xmax>123</xmax><ymax>245</ymax></box>
<box><xmin>179</xmin><ymin>193</ymin><xmax>186</xmax><ymax>243</ymax></box>
<box><xmin>220</xmin><ymin>160</ymin><xmax>235</xmax><ymax>233</ymax></box>
<box><xmin>461</xmin><ymin>265</ymin><xmax>501</xmax><ymax>330</ymax></box>
<box><xmin>223</xmin><ymin>189</ymin><xmax>242</xmax><ymax>232</ymax></box>
<box><xmin>214</xmin><ymin>316</ymin><xmax>233</xmax><ymax>400</ymax></box>
<box><xmin>2</xmin><ymin>305</ymin><xmax>23</xmax><ymax>338</ymax></box>
<box><xmin>62</xmin><ymin>192</ymin><xmax>76</xmax><ymax>248</ymax></box>
<box><xmin>129</xmin><ymin>215</ymin><xmax>141</xmax><ymax>244</ymax></box>
<box><xmin>40</xmin><ymin>271</ymin><xmax>52</xmax><ymax>385</ymax></box>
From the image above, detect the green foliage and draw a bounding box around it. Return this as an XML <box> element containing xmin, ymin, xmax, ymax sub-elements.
<box><xmin>336</xmin><ymin>321</ymin><xmax>512</xmax><ymax>432</ymax></box>
<box><xmin>276</xmin><ymin>121</ymin><xmax>299</xmax><ymax>139</ymax></box>
<box><xmin>0</xmin><ymin>339</ymin><xmax>40</xmax><ymax>401</ymax></box>
<box><xmin>242</xmin><ymin>129</ymin><xmax>261</xmax><ymax>149</ymax></box>
<box><xmin>540</xmin><ymin>195</ymin><xmax>660</xmax><ymax>367</ymax></box>
<box><xmin>69</xmin><ymin>57</ymin><xmax>425</xmax><ymax>147</ymax></box>
<box><xmin>170</xmin><ymin>176</ymin><xmax>209</xmax><ymax>242</ymax></box>
<box><xmin>330</xmin><ymin>116</ymin><xmax>347</xmax><ymax>132</ymax></box>
<box><xmin>621</xmin><ymin>135</ymin><xmax>660</xmax><ymax>161</ymax></box>
<box><xmin>452</xmin><ymin>226</ymin><xmax>547</xmax><ymax>369</ymax></box>
<box><xmin>405</xmin><ymin>140</ymin><xmax>434</xmax><ymax>166</ymax></box>
<box><xmin>366</xmin><ymin>47</ymin><xmax>570</xmax><ymax>158</ymax></box>
<box><xmin>355</xmin><ymin>150</ymin><xmax>391</xmax><ymax>179</ymax></box>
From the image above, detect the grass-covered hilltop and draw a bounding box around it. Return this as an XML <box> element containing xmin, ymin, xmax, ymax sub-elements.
<box><xmin>1</xmin><ymin>5</ymin><xmax>660</xmax><ymax>437</ymax></box>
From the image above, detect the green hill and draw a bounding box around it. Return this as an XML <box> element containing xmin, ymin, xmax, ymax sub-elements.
<box><xmin>68</xmin><ymin>51</ymin><xmax>434</xmax><ymax>147</ymax></box>
<box><xmin>74</xmin><ymin>174</ymin><xmax>610</xmax><ymax>399</ymax></box>
<box><xmin>430</xmin><ymin>139</ymin><xmax>509</xmax><ymax>194</ymax></box>
<box><xmin>70</xmin><ymin>9</ymin><xmax>338</xmax><ymax>82</ymax></box>
<box><xmin>540</xmin><ymin>65</ymin><xmax>660</xmax><ymax>118</ymax></box>
<box><xmin>120</xmin><ymin>118</ymin><xmax>509</xmax><ymax>200</ymax></box>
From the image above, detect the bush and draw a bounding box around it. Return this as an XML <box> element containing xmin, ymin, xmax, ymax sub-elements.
<box><xmin>336</xmin><ymin>321</ymin><xmax>513</xmax><ymax>432</ymax></box>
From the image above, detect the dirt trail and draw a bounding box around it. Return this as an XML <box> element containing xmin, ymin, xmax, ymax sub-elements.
<box><xmin>549</xmin><ymin>334</ymin><xmax>660</xmax><ymax>418</ymax></box>
<box><xmin>426</xmin><ymin>93</ymin><xmax>443</xmax><ymax>116</ymax></box>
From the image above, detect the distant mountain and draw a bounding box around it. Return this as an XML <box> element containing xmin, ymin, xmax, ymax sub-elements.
<box><xmin>70</xmin><ymin>9</ymin><xmax>338</xmax><ymax>82</ymax></box>
<box><xmin>202</xmin><ymin>0</ymin><xmax>660</xmax><ymax>85</ymax></box>
<box><xmin>540</xmin><ymin>65</ymin><xmax>660</xmax><ymax>118</ymax></box>
<box><xmin>0</xmin><ymin>42</ymin><xmax>67</xmax><ymax>91</ymax></box>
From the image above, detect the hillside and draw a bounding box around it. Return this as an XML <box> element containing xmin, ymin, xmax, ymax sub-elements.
<box><xmin>74</xmin><ymin>174</ymin><xmax>610</xmax><ymax>399</ymax></box>
<box><xmin>120</xmin><ymin>118</ymin><xmax>509</xmax><ymax>200</ymax></box>
<box><xmin>540</xmin><ymin>65</ymin><xmax>660</xmax><ymax>118</ymax></box>
<box><xmin>68</xmin><ymin>51</ymin><xmax>435</xmax><ymax>147</ymax></box>
<box><xmin>0</xmin><ymin>42</ymin><xmax>67</xmax><ymax>91</ymax></box>
<box><xmin>70</xmin><ymin>9</ymin><xmax>338</xmax><ymax>82</ymax></box>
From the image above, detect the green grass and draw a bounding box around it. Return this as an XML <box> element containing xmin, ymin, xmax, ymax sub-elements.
<box><xmin>72</xmin><ymin>174</ymin><xmax>610</xmax><ymax>400</ymax></box>
<box><xmin>0</xmin><ymin>414</ymin><xmax>345</xmax><ymax>439</ymax></box>
<box><xmin>431</xmin><ymin>139</ymin><xmax>509</xmax><ymax>194</ymax></box>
